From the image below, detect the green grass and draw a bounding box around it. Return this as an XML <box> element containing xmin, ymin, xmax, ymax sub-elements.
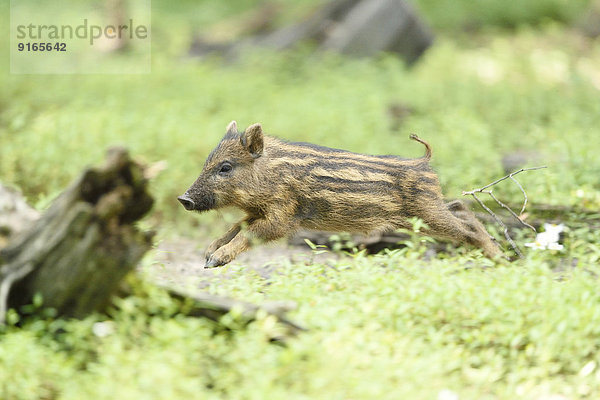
<box><xmin>2</xmin><ymin>28</ymin><xmax>600</xmax><ymax>226</ymax></box>
<box><xmin>2</xmin><ymin>0</ymin><xmax>600</xmax><ymax>398</ymax></box>
<box><xmin>3</xmin><ymin>241</ymin><xmax>600</xmax><ymax>399</ymax></box>
<box><xmin>414</xmin><ymin>0</ymin><xmax>590</xmax><ymax>31</ymax></box>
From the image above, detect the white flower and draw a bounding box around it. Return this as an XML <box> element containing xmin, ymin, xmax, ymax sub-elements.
<box><xmin>537</xmin><ymin>223</ymin><xmax>564</xmax><ymax>243</ymax></box>
<box><xmin>525</xmin><ymin>223</ymin><xmax>565</xmax><ymax>251</ymax></box>
<box><xmin>525</xmin><ymin>241</ymin><xmax>546</xmax><ymax>250</ymax></box>
<box><xmin>546</xmin><ymin>242</ymin><xmax>564</xmax><ymax>251</ymax></box>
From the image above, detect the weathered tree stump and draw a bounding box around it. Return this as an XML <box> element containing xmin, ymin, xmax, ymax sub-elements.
<box><xmin>0</xmin><ymin>147</ymin><xmax>154</xmax><ymax>323</ymax></box>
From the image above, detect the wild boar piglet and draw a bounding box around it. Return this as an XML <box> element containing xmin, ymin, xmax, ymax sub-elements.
<box><xmin>178</xmin><ymin>121</ymin><xmax>501</xmax><ymax>267</ymax></box>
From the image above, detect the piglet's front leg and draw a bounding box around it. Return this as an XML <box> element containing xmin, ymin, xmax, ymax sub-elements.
<box><xmin>204</xmin><ymin>221</ymin><xmax>243</xmax><ymax>262</ymax></box>
<box><xmin>205</xmin><ymin>232</ymin><xmax>250</xmax><ymax>268</ymax></box>
<box><xmin>205</xmin><ymin>214</ymin><xmax>297</xmax><ymax>268</ymax></box>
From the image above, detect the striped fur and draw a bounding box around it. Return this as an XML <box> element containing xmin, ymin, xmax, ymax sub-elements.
<box><xmin>180</xmin><ymin>121</ymin><xmax>501</xmax><ymax>267</ymax></box>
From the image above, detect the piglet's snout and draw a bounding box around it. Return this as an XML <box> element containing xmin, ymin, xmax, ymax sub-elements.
<box><xmin>177</xmin><ymin>195</ymin><xmax>195</xmax><ymax>211</ymax></box>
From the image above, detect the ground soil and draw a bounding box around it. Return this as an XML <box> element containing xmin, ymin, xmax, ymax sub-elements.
<box><xmin>147</xmin><ymin>238</ymin><xmax>341</xmax><ymax>289</ymax></box>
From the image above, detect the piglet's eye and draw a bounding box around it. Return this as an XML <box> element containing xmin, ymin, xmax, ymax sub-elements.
<box><xmin>219</xmin><ymin>162</ymin><xmax>233</xmax><ymax>174</ymax></box>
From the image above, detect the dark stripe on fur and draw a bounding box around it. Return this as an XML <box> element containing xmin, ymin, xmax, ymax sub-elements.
<box><xmin>271</xmin><ymin>160</ymin><xmax>439</xmax><ymax>188</ymax></box>
<box><xmin>311</xmin><ymin>175</ymin><xmax>396</xmax><ymax>190</ymax></box>
<box><xmin>270</xmin><ymin>152</ymin><xmax>433</xmax><ymax>176</ymax></box>
<box><xmin>270</xmin><ymin>142</ymin><xmax>421</xmax><ymax>168</ymax></box>
<box><xmin>280</xmin><ymin>148</ymin><xmax>413</xmax><ymax>168</ymax></box>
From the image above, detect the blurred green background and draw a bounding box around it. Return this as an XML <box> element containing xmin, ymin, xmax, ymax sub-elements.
<box><xmin>2</xmin><ymin>1</ymin><xmax>600</xmax><ymax>399</ymax></box>
<box><xmin>1</xmin><ymin>0</ymin><xmax>599</xmax><ymax>233</ymax></box>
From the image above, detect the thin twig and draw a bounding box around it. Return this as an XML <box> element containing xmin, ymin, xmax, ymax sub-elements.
<box><xmin>462</xmin><ymin>166</ymin><xmax>547</xmax><ymax>259</ymax></box>
<box><xmin>487</xmin><ymin>190</ymin><xmax>536</xmax><ymax>233</ymax></box>
<box><xmin>462</xmin><ymin>166</ymin><xmax>547</xmax><ymax>196</ymax></box>
<box><xmin>470</xmin><ymin>193</ymin><xmax>524</xmax><ymax>258</ymax></box>
<box><xmin>509</xmin><ymin>175</ymin><xmax>528</xmax><ymax>215</ymax></box>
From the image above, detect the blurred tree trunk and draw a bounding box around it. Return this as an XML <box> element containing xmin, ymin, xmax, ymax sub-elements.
<box><xmin>191</xmin><ymin>0</ymin><xmax>434</xmax><ymax>65</ymax></box>
<box><xmin>318</xmin><ymin>0</ymin><xmax>433</xmax><ymax>63</ymax></box>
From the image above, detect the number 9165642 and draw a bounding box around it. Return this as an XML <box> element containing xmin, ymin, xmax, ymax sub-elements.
<box><xmin>17</xmin><ymin>43</ymin><xmax>66</xmax><ymax>52</ymax></box>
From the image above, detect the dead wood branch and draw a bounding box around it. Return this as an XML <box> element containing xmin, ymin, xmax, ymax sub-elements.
<box><xmin>162</xmin><ymin>285</ymin><xmax>305</xmax><ymax>336</ymax></box>
<box><xmin>462</xmin><ymin>166</ymin><xmax>547</xmax><ymax>258</ymax></box>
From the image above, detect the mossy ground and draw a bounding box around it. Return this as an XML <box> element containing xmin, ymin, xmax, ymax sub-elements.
<box><xmin>1</xmin><ymin>0</ymin><xmax>600</xmax><ymax>398</ymax></box>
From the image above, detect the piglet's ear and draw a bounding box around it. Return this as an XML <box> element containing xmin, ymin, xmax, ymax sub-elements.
<box><xmin>226</xmin><ymin>120</ymin><xmax>238</xmax><ymax>135</ymax></box>
<box><xmin>241</xmin><ymin>123</ymin><xmax>264</xmax><ymax>159</ymax></box>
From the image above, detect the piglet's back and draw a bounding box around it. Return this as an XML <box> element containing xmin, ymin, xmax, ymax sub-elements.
<box><xmin>259</xmin><ymin>136</ymin><xmax>442</xmax><ymax>233</ymax></box>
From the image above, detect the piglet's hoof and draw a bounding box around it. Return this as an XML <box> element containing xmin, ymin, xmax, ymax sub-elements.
<box><xmin>205</xmin><ymin>256</ymin><xmax>227</xmax><ymax>268</ymax></box>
